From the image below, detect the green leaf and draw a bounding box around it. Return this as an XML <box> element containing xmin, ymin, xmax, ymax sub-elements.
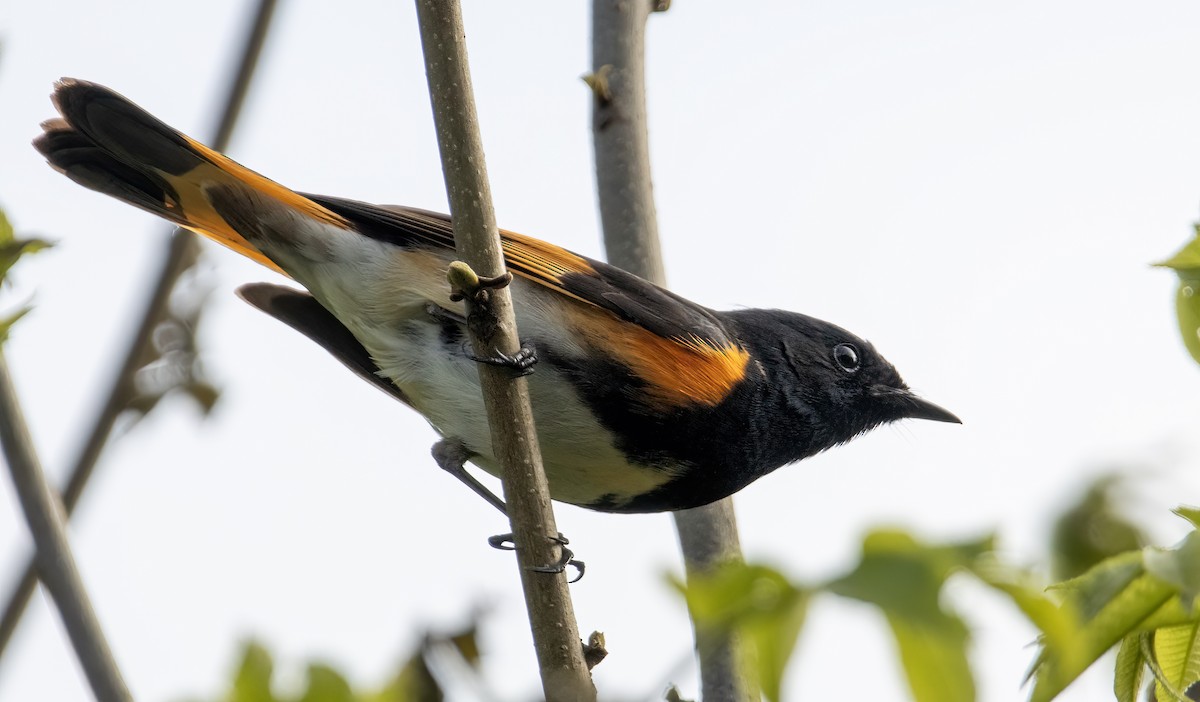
<box><xmin>1169</xmin><ymin>279</ymin><xmax>1200</xmax><ymax>365</ymax></box>
<box><xmin>297</xmin><ymin>664</ymin><xmax>355</xmax><ymax>702</ymax></box>
<box><xmin>0</xmin><ymin>212</ymin><xmax>53</xmax><ymax>285</ymax></box>
<box><xmin>375</xmin><ymin>650</ymin><xmax>442</xmax><ymax>702</ymax></box>
<box><xmin>1144</xmin><ymin>533</ymin><xmax>1200</xmax><ymax>609</ymax></box>
<box><xmin>674</xmin><ymin>563</ymin><xmax>809</xmax><ymax>702</ymax></box>
<box><xmin>1175</xmin><ymin>507</ymin><xmax>1200</xmax><ymax>531</ymax></box>
<box><xmin>229</xmin><ymin>641</ymin><xmax>276</xmax><ymax>702</ymax></box>
<box><xmin>1114</xmin><ymin>634</ymin><xmax>1147</xmax><ymax>702</ymax></box>
<box><xmin>886</xmin><ymin>612</ymin><xmax>974</xmax><ymax>702</ymax></box>
<box><xmin>1049</xmin><ymin>474</ymin><xmax>1146</xmax><ymax>581</ymax></box>
<box><xmin>0</xmin><ymin>307</ymin><xmax>30</xmax><ymax>344</ymax></box>
<box><xmin>1155</xmin><ymin>227</ymin><xmax>1200</xmax><ymax>364</ymax></box>
<box><xmin>970</xmin><ymin>558</ymin><xmax>1083</xmax><ymax>675</ymax></box>
<box><xmin>825</xmin><ymin>530</ymin><xmax>991</xmax><ymax>702</ymax></box>
<box><xmin>1154</xmin><ymin>623</ymin><xmax>1200</xmax><ymax>701</ymax></box>
<box><xmin>1156</xmin><ymin>228</ymin><xmax>1200</xmax><ymax>273</ymax></box>
<box><xmin>1030</xmin><ymin>553</ymin><xmax>1178</xmax><ymax>701</ymax></box>
<box><xmin>0</xmin><ymin>207</ymin><xmax>53</xmax><ymax>341</ymax></box>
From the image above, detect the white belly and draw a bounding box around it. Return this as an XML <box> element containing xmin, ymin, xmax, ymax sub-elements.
<box><xmin>270</xmin><ymin>231</ymin><xmax>676</xmax><ymax>508</ymax></box>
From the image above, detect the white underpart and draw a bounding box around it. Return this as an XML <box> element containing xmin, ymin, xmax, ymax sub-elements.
<box><xmin>247</xmin><ymin>213</ymin><xmax>673</xmax><ymax>508</ymax></box>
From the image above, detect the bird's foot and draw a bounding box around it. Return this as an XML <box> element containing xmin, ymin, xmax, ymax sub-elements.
<box><xmin>464</xmin><ymin>341</ymin><xmax>538</xmax><ymax>376</ymax></box>
<box><xmin>488</xmin><ymin>532</ymin><xmax>585</xmax><ymax>583</ymax></box>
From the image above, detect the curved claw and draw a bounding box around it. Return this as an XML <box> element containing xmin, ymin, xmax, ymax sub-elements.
<box><xmin>463</xmin><ymin>341</ymin><xmax>538</xmax><ymax>377</ymax></box>
<box><xmin>487</xmin><ymin>533</ymin><xmax>517</xmax><ymax>551</ymax></box>
<box><xmin>487</xmin><ymin>532</ymin><xmax>586</xmax><ymax>582</ymax></box>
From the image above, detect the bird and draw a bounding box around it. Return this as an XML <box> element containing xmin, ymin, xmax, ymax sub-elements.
<box><xmin>34</xmin><ymin>78</ymin><xmax>959</xmax><ymax>516</ymax></box>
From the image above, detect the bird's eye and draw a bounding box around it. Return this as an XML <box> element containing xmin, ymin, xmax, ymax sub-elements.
<box><xmin>832</xmin><ymin>343</ymin><xmax>860</xmax><ymax>372</ymax></box>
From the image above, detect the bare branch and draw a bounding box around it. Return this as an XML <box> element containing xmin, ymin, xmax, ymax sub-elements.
<box><xmin>0</xmin><ymin>351</ymin><xmax>132</xmax><ymax>702</ymax></box>
<box><xmin>0</xmin><ymin>0</ymin><xmax>280</xmax><ymax>665</ymax></box>
<box><xmin>413</xmin><ymin>2</ymin><xmax>596</xmax><ymax>699</ymax></box>
<box><xmin>590</xmin><ymin>1</ymin><xmax>755</xmax><ymax>698</ymax></box>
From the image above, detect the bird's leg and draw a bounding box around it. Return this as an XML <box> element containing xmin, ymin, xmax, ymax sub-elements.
<box><xmin>431</xmin><ymin>438</ymin><xmax>508</xmax><ymax>516</ymax></box>
<box><xmin>445</xmin><ymin>263</ymin><xmax>538</xmax><ymax>376</ymax></box>
<box><xmin>432</xmin><ymin>438</ymin><xmax>584</xmax><ymax>582</ymax></box>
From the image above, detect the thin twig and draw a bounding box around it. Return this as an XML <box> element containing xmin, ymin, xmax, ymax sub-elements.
<box><xmin>0</xmin><ymin>0</ymin><xmax>280</xmax><ymax>664</ymax></box>
<box><xmin>0</xmin><ymin>351</ymin><xmax>132</xmax><ymax>702</ymax></box>
<box><xmin>413</xmin><ymin>2</ymin><xmax>596</xmax><ymax>699</ymax></box>
<box><xmin>590</xmin><ymin>1</ymin><xmax>755</xmax><ymax>698</ymax></box>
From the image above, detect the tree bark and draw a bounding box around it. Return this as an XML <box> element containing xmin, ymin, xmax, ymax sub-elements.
<box><xmin>0</xmin><ymin>352</ymin><xmax>132</xmax><ymax>702</ymax></box>
<box><xmin>414</xmin><ymin>2</ymin><xmax>596</xmax><ymax>699</ymax></box>
<box><xmin>590</xmin><ymin>1</ymin><xmax>756</xmax><ymax>699</ymax></box>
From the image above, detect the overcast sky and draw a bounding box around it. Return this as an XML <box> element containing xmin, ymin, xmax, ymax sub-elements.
<box><xmin>3</xmin><ymin>1</ymin><xmax>1200</xmax><ymax>700</ymax></box>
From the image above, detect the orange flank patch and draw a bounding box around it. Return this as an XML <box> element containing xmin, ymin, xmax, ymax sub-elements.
<box><xmin>573</xmin><ymin>305</ymin><xmax>750</xmax><ymax>408</ymax></box>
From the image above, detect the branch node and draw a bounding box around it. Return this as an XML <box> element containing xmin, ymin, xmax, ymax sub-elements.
<box><xmin>582</xmin><ymin>631</ymin><xmax>608</xmax><ymax>670</ymax></box>
<box><xmin>582</xmin><ymin>64</ymin><xmax>614</xmax><ymax>104</ymax></box>
<box><xmin>447</xmin><ymin>260</ymin><xmax>512</xmax><ymax>303</ymax></box>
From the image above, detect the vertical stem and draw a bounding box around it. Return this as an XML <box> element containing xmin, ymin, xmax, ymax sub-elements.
<box><xmin>590</xmin><ymin>0</ymin><xmax>665</xmax><ymax>284</ymax></box>
<box><xmin>0</xmin><ymin>0</ymin><xmax>280</xmax><ymax>667</ymax></box>
<box><xmin>590</xmin><ymin>1</ymin><xmax>755</xmax><ymax>699</ymax></box>
<box><xmin>413</xmin><ymin>2</ymin><xmax>596</xmax><ymax>699</ymax></box>
<box><xmin>0</xmin><ymin>352</ymin><xmax>132</xmax><ymax>702</ymax></box>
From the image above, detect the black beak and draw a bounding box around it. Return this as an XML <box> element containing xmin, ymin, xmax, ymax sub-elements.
<box><xmin>874</xmin><ymin>387</ymin><xmax>961</xmax><ymax>424</ymax></box>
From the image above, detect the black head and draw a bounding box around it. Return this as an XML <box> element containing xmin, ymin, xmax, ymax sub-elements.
<box><xmin>729</xmin><ymin>309</ymin><xmax>959</xmax><ymax>456</ymax></box>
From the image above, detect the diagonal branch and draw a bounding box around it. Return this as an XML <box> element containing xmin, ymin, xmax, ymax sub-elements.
<box><xmin>0</xmin><ymin>351</ymin><xmax>132</xmax><ymax>702</ymax></box>
<box><xmin>0</xmin><ymin>0</ymin><xmax>280</xmax><ymax>666</ymax></box>
<box><xmin>412</xmin><ymin>2</ymin><xmax>596</xmax><ymax>699</ymax></box>
<box><xmin>590</xmin><ymin>1</ymin><xmax>756</xmax><ymax>699</ymax></box>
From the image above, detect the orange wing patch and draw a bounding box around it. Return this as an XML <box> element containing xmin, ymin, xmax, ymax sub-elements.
<box><xmin>501</xmin><ymin>230</ymin><xmax>595</xmax><ymax>300</ymax></box>
<box><xmin>573</xmin><ymin>305</ymin><xmax>750</xmax><ymax>408</ymax></box>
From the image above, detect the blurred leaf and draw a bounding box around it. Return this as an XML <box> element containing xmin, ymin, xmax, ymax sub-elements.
<box><xmin>1114</xmin><ymin>634</ymin><xmax>1147</xmax><ymax>702</ymax></box>
<box><xmin>886</xmin><ymin>612</ymin><xmax>973</xmax><ymax>702</ymax></box>
<box><xmin>970</xmin><ymin>558</ymin><xmax>1083</xmax><ymax>676</ymax></box>
<box><xmin>1156</xmin><ymin>226</ymin><xmax>1200</xmax><ymax>271</ymax></box>
<box><xmin>445</xmin><ymin>625</ymin><xmax>480</xmax><ymax>668</ymax></box>
<box><xmin>825</xmin><ymin>529</ymin><xmax>991</xmax><ymax>702</ymax></box>
<box><xmin>184</xmin><ymin>381</ymin><xmax>221</xmax><ymax>415</ymax></box>
<box><xmin>374</xmin><ymin>650</ymin><xmax>442</xmax><ymax>702</ymax></box>
<box><xmin>229</xmin><ymin>641</ymin><xmax>276</xmax><ymax>702</ymax></box>
<box><xmin>1144</xmin><ymin>533</ymin><xmax>1200</xmax><ymax>609</ymax></box>
<box><xmin>125</xmin><ymin>277</ymin><xmax>220</xmax><ymax>422</ymax></box>
<box><xmin>1030</xmin><ymin>550</ymin><xmax>1181</xmax><ymax>700</ymax></box>
<box><xmin>1050</xmin><ymin>474</ymin><xmax>1146</xmax><ymax>581</ymax></box>
<box><xmin>197</xmin><ymin>634</ymin><xmax>460</xmax><ymax>702</ymax></box>
<box><xmin>0</xmin><ymin>208</ymin><xmax>53</xmax><ymax>286</ymax></box>
<box><xmin>1156</xmin><ymin>227</ymin><xmax>1200</xmax><ymax>365</ymax></box>
<box><xmin>1169</xmin><ymin>279</ymin><xmax>1200</xmax><ymax>365</ymax></box>
<box><xmin>0</xmin><ymin>306</ymin><xmax>30</xmax><ymax>344</ymax></box>
<box><xmin>0</xmin><ymin>207</ymin><xmax>53</xmax><ymax>343</ymax></box>
<box><xmin>1154</xmin><ymin>624</ymin><xmax>1200</xmax><ymax>702</ymax></box>
<box><xmin>297</xmin><ymin>664</ymin><xmax>354</xmax><ymax>702</ymax></box>
<box><xmin>1176</xmin><ymin>507</ymin><xmax>1200</xmax><ymax>531</ymax></box>
<box><xmin>674</xmin><ymin>563</ymin><xmax>808</xmax><ymax>702</ymax></box>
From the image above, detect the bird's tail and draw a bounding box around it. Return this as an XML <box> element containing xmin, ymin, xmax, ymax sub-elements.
<box><xmin>33</xmin><ymin>79</ymin><xmax>348</xmax><ymax>274</ymax></box>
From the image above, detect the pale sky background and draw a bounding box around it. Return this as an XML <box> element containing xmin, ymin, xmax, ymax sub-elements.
<box><xmin>2</xmin><ymin>1</ymin><xmax>1200</xmax><ymax>700</ymax></box>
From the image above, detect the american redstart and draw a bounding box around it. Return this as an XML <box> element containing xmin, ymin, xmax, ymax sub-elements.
<box><xmin>35</xmin><ymin>79</ymin><xmax>959</xmax><ymax>515</ymax></box>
